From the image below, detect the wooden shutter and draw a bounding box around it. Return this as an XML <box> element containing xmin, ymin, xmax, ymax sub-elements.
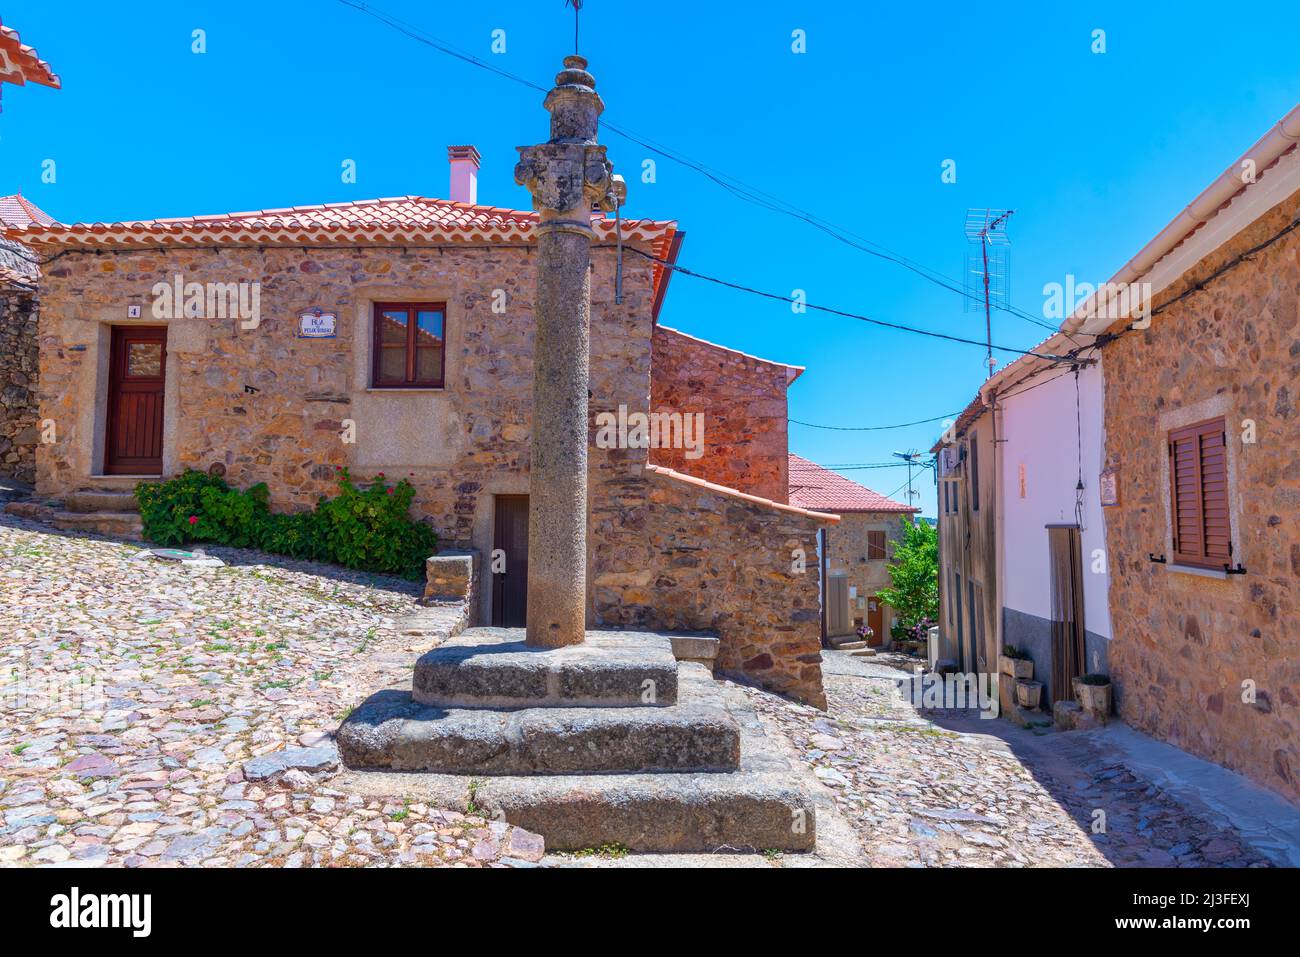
<box><xmin>1169</xmin><ymin>418</ymin><xmax>1230</xmax><ymax>569</ymax></box>
<box><xmin>867</xmin><ymin>530</ymin><xmax>887</xmax><ymax>560</ymax></box>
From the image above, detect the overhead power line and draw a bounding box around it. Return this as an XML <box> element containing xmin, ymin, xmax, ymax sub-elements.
<box><xmin>790</xmin><ymin>412</ymin><xmax>957</xmax><ymax>431</ymax></box>
<box><xmin>624</xmin><ymin>247</ymin><xmax>1064</xmax><ymax>360</ymax></box>
<box><xmin>337</xmin><ymin>0</ymin><xmax>1063</xmax><ymax>336</ymax></box>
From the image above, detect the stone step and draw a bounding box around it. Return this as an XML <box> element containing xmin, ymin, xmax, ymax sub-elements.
<box><xmin>335</xmin><ymin>663</ymin><xmax>815</xmax><ymax>852</ymax></box>
<box><xmin>50</xmin><ymin>511</ymin><xmax>144</xmax><ymax>541</ymax></box>
<box><xmin>413</xmin><ymin>627</ymin><xmax>679</xmax><ymax>709</ymax></box>
<box><xmin>65</xmin><ymin>490</ymin><xmax>139</xmax><ymax>513</ymax></box>
<box><xmin>338</xmin><ymin>690</ymin><xmax>740</xmax><ymax>775</ymax></box>
<box><xmin>831</xmin><ymin>640</ymin><xmax>869</xmax><ymax>651</ymax></box>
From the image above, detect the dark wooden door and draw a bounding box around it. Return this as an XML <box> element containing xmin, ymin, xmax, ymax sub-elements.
<box><xmin>491</xmin><ymin>495</ymin><xmax>529</xmax><ymax>628</ymax></box>
<box><xmin>105</xmin><ymin>326</ymin><xmax>167</xmax><ymax>475</ymax></box>
<box><xmin>867</xmin><ymin>595</ymin><xmax>885</xmax><ymax>647</ymax></box>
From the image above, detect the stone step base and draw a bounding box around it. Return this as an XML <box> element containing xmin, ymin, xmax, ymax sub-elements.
<box><xmin>65</xmin><ymin>490</ymin><xmax>139</xmax><ymax>513</ymax></box>
<box><xmin>338</xmin><ymin>690</ymin><xmax>740</xmax><ymax>775</ymax></box>
<box><xmin>63</xmin><ymin>494</ymin><xmax>139</xmax><ymax>514</ymax></box>
<box><xmin>1006</xmin><ymin>705</ymin><xmax>1053</xmax><ymax>730</ymax></box>
<box><xmin>50</xmin><ymin>511</ymin><xmax>144</xmax><ymax>541</ymax></box>
<box><xmin>335</xmin><ymin>664</ymin><xmax>815</xmax><ymax>853</ymax></box>
<box><xmin>413</xmin><ymin>627</ymin><xmax>680</xmax><ymax>709</ymax></box>
<box><xmin>5</xmin><ymin>501</ymin><xmax>144</xmax><ymax>541</ymax></box>
<box><xmin>831</xmin><ymin>640</ymin><xmax>869</xmax><ymax>651</ymax></box>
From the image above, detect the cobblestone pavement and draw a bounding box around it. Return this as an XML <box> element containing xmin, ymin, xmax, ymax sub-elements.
<box><xmin>740</xmin><ymin>650</ymin><xmax>1274</xmax><ymax>867</ymax></box>
<box><xmin>0</xmin><ymin>516</ymin><xmax>545</xmax><ymax>868</ymax></box>
<box><xmin>0</xmin><ymin>516</ymin><xmax>1278</xmax><ymax>869</ymax></box>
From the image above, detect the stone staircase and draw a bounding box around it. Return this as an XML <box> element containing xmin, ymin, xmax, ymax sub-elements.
<box><xmin>5</xmin><ymin>487</ymin><xmax>144</xmax><ymax>540</ymax></box>
<box><xmin>335</xmin><ymin>627</ymin><xmax>815</xmax><ymax>853</ymax></box>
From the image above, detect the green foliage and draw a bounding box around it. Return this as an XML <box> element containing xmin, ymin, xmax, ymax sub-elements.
<box><xmin>135</xmin><ymin>468</ymin><xmax>437</xmax><ymax>579</ymax></box>
<box><xmin>1003</xmin><ymin>644</ymin><xmax>1031</xmax><ymax>660</ymax></box>
<box><xmin>1079</xmin><ymin>673</ymin><xmax>1111</xmax><ymax>686</ymax></box>
<box><xmin>876</xmin><ymin>518</ymin><xmax>939</xmax><ymax>630</ymax></box>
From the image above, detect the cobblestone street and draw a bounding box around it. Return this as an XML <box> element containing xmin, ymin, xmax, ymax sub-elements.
<box><xmin>0</xmin><ymin>517</ymin><xmax>1286</xmax><ymax>868</ymax></box>
<box><xmin>743</xmin><ymin>652</ymin><xmax>1277</xmax><ymax>867</ymax></box>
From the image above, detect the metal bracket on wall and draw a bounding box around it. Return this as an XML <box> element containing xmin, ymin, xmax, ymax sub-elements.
<box><xmin>1224</xmin><ymin>563</ymin><xmax>1247</xmax><ymax>575</ymax></box>
<box><xmin>1148</xmin><ymin>553</ymin><xmax>1167</xmax><ymax>564</ymax></box>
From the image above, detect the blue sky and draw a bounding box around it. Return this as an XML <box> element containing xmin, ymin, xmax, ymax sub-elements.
<box><xmin>2</xmin><ymin>1</ymin><xmax>1298</xmax><ymax>517</ymax></box>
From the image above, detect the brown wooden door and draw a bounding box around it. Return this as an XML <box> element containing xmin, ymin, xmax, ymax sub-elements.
<box><xmin>867</xmin><ymin>595</ymin><xmax>885</xmax><ymax>647</ymax></box>
<box><xmin>105</xmin><ymin>326</ymin><xmax>167</xmax><ymax>475</ymax></box>
<box><xmin>491</xmin><ymin>495</ymin><xmax>529</xmax><ymax>628</ymax></box>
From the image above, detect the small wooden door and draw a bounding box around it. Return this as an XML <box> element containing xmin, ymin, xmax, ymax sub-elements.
<box><xmin>491</xmin><ymin>495</ymin><xmax>529</xmax><ymax>628</ymax></box>
<box><xmin>866</xmin><ymin>595</ymin><xmax>885</xmax><ymax>646</ymax></box>
<box><xmin>105</xmin><ymin>326</ymin><xmax>167</xmax><ymax>475</ymax></box>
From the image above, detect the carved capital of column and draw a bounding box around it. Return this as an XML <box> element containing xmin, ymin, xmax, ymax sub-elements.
<box><xmin>514</xmin><ymin>142</ymin><xmax>620</xmax><ymax>233</ymax></box>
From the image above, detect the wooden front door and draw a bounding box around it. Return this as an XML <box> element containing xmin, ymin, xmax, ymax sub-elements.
<box><xmin>491</xmin><ymin>495</ymin><xmax>529</xmax><ymax>628</ymax></box>
<box><xmin>866</xmin><ymin>594</ymin><xmax>885</xmax><ymax>646</ymax></box>
<box><xmin>105</xmin><ymin>326</ymin><xmax>167</xmax><ymax>475</ymax></box>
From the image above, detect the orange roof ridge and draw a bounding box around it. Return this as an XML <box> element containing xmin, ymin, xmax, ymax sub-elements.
<box><xmin>645</xmin><ymin>463</ymin><xmax>839</xmax><ymax>522</ymax></box>
<box><xmin>657</xmin><ymin>324</ymin><xmax>806</xmax><ymax>377</ymax></box>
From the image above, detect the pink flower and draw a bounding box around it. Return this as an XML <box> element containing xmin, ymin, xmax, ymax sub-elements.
<box><xmin>188</xmin><ymin>515</ymin><xmax>199</xmax><ymax>525</ymax></box>
<box><xmin>386</xmin><ymin>487</ymin><xmax>394</xmax><ymax>495</ymax></box>
<box><xmin>376</xmin><ymin>472</ymin><xmax>385</xmax><ymax>478</ymax></box>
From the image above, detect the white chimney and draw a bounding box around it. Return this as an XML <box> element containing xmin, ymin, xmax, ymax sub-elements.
<box><xmin>448</xmin><ymin>145</ymin><xmax>480</xmax><ymax>204</ymax></box>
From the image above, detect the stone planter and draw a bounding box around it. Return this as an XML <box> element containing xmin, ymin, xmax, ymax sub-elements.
<box><xmin>1073</xmin><ymin>677</ymin><xmax>1112</xmax><ymax>719</ymax></box>
<box><xmin>1015</xmin><ymin>680</ymin><xmax>1043</xmax><ymax>710</ymax></box>
<box><xmin>1000</xmin><ymin>655</ymin><xmax>1034</xmax><ymax>680</ymax></box>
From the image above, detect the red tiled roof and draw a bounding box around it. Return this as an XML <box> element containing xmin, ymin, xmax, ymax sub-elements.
<box><xmin>4</xmin><ymin>195</ymin><xmax>674</xmax><ymax>251</ymax></box>
<box><xmin>0</xmin><ymin>193</ymin><xmax>51</xmax><ymax>285</ymax></box>
<box><xmin>787</xmin><ymin>453</ymin><xmax>918</xmax><ymax>513</ymax></box>
<box><xmin>0</xmin><ymin>20</ymin><xmax>61</xmax><ymax>90</ymax></box>
<box><xmin>4</xmin><ymin>194</ymin><xmax>679</xmax><ymax>303</ymax></box>
<box><xmin>0</xmin><ymin>192</ymin><xmax>55</xmax><ymax>229</ymax></box>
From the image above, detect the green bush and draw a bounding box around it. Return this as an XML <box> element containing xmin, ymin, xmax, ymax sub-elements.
<box><xmin>135</xmin><ymin>468</ymin><xmax>437</xmax><ymax>579</ymax></box>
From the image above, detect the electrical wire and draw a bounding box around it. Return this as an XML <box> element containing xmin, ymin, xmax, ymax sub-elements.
<box><xmin>624</xmin><ymin>246</ymin><xmax>1065</xmax><ymax>359</ymax></box>
<box><xmin>336</xmin><ymin>0</ymin><xmax>1064</xmax><ymax>337</ymax></box>
<box><xmin>789</xmin><ymin>412</ymin><xmax>958</xmax><ymax>431</ymax></box>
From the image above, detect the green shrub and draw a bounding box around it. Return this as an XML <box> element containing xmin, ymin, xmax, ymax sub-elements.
<box><xmin>1079</xmin><ymin>673</ymin><xmax>1111</xmax><ymax>686</ymax></box>
<box><xmin>135</xmin><ymin>468</ymin><xmax>437</xmax><ymax>579</ymax></box>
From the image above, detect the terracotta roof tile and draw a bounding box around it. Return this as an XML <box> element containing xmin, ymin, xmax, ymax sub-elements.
<box><xmin>0</xmin><ymin>21</ymin><xmax>61</xmax><ymax>90</ymax></box>
<box><xmin>787</xmin><ymin>454</ymin><xmax>917</xmax><ymax>513</ymax></box>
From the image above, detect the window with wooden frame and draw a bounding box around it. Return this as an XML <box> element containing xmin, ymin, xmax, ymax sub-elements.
<box><xmin>866</xmin><ymin>530</ymin><xmax>887</xmax><ymax>560</ymax></box>
<box><xmin>372</xmin><ymin>302</ymin><xmax>446</xmax><ymax>388</ymax></box>
<box><xmin>969</xmin><ymin>432</ymin><xmax>980</xmax><ymax>511</ymax></box>
<box><xmin>1168</xmin><ymin>417</ymin><xmax>1231</xmax><ymax>569</ymax></box>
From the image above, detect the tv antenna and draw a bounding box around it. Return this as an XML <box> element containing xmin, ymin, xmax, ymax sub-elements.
<box><xmin>964</xmin><ymin>208</ymin><xmax>1014</xmax><ymax>378</ymax></box>
<box><xmin>565</xmin><ymin>0</ymin><xmax>583</xmax><ymax>54</ymax></box>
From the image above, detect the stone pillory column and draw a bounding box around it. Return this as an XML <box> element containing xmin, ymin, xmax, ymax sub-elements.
<box><xmin>515</xmin><ymin>56</ymin><xmax>621</xmax><ymax>648</ymax></box>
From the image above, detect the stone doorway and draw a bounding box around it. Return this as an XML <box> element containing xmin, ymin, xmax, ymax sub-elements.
<box><xmin>104</xmin><ymin>325</ymin><xmax>167</xmax><ymax>475</ymax></box>
<box><xmin>491</xmin><ymin>494</ymin><xmax>528</xmax><ymax>627</ymax></box>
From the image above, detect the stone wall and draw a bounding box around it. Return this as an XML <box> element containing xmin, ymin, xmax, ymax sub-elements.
<box><xmin>32</xmin><ymin>238</ymin><xmax>827</xmax><ymax>706</ymax></box>
<box><xmin>592</xmin><ymin>464</ymin><xmax>829</xmax><ymax>707</ymax></box>
<box><xmin>649</xmin><ymin>325</ymin><xmax>793</xmax><ymax>503</ymax></box>
<box><xmin>1101</xmin><ymin>187</ymin><xmax>1300</xmax><ymax>804</ymax></box>
<box><xmin>0</xmin><ymin>287</ymin><xmax>39</xmax><ymax>484</ymax></box>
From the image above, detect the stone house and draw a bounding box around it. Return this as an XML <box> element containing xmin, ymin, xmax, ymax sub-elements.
<box><xmin>786</xmin><ymin>453</ymin><xmax>917</xmax><ymax>645</ymax></box>
<box><xmin>0</xmin><ymin>193</ymin><xmax>50</xmax><ymax>485</ymax></box>
<box><xmin>934</xmin><ymin>103</ymin><xmax>1300</xmax><ymax>803</ymax></box>
<box><xmin>5</xmin><ymin>149</ymin><xmax>838</xmax><ymax>707</ymax></box>
<box><xmin>1059</xmin><ymin>105</ymin><xmax>1300</xmax><ymax>803</ymax></box>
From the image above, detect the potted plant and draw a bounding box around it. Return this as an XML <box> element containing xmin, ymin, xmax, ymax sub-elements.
<box><xmin>854</xmin><ymin>624</ymin><xmax>874</xmax><ymax>643</ymax></box>
<box><xmin>1015</xmin><ymin>680</ymin><xmax>1043</xmax><ymax>710</ymax></box>
<box><xmin>1073</xmin><ymin>673</ymin><xmax>1112</xmax><ymax>718</ymax></box>
<box><xmin>999</xmin><ymin>645</ymin><xmax>1034</xmax><ymax>680</ymax></box>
